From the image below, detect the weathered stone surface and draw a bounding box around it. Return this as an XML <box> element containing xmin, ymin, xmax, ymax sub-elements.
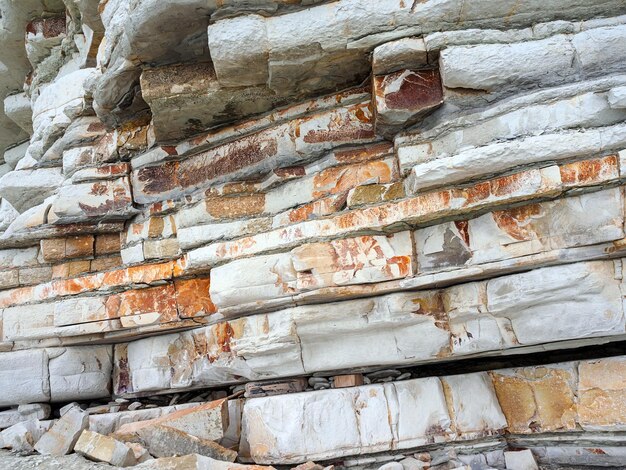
<box><xmin>134</xmin><ymin>454</ymin><xmax>273</xmax><ymax>470</ymax></box>
<box><xmin>0</xmin><ymin>404</ymin><xmax>50</xmax><ymax>430</ymax></box>
<box><xmin>241</xmin><ymin>374</ymin><xmax>504</xmax><ymax>464</ymax></box>
<box><xmin>405</xmin><ymin>127</ymin><xmax>626</xmax><ymax>193</ymax></box>
<box><xmin>186</xmin><ymin>158</ymin><xmax>613</xmax><ymax>269</ymax></box>
<box><xmin>0</xmin><ymin>349</ymin><xmax>49</xmax><ymax>406</ymax></box>
<box><xmin>372</xmin><ymin>38</ymin><xmax>429</xmax><ymax>76</ymax></box>
<box><xmin>397</xmin><ymin>81</ymin><xmax>626</xmax><ymax>172</ymax></box>
<box><xmin>114</xmin><ymin>399</ymin><xmax>228</xmax><ymax>443</ymax></box>
<box><xmin>0</xmin><ymin>419</ymin><xmax>54</xmax><ymax>453</ymax></box>
<box><xmin>578</xmin><ymin>356</ymin><xmax>626</xmax><ymax>431</ymax></box>
<box><xmin>374</xmin><ymin>69</ymin><xmax>443</xmax><ymax>137</ymax></box>
<box><xmin>30</xmin><ymin>68</ymin><xmax>97</xmax><ymax>162</ymax></box>
<box><xmin>34</xmin><ymin>406</ymin><xmax>88</xmax><ymax>456</ymax></box>
<box><xmin>48</xmin><ymin>346</ymin><xmax>113</xmax><ymax>402</ymax></box>
<box><xmin>415</xmin><ymin>188</ymin><xmax>624</xmax><ymax>273</ymax></box>
<box><xmin>74</xmin><ymin>430</ymin><xmax>137</xmax><ymax>467</ymax></box>
<box><xmin>210</xmin><ymin>232</ymin><xmax>414</xmax><ymax>309</ymax></box>
<box><xmin>504</xmin><ymin>450</ymin><xmax>539</xmax><ymax>470</ymax></box>
<box><xmin>207</xmin><ymin>0</ymin><xmax>626</xmax><ymax>105</ymax></box>
<box><xmin>2</xmin><ymin>1</ymin><xmax>626</xmax><ymax>466</ymax></box>
<box><xmin>115</xmin><ymin>258</ymin><xmax>626</xmax><ymax>396</ymax></box>
<box><xmin>609</xmin><ymin>85</ymin><xmax>626</xmax><ymax>108</ymax></box>
<box><xmin>47</xmin><ymin>176</ymin><xmax>136</xmax><ymax>224</ymax></box>
<box><xmin>132</xmin><ymin>102</ymin><xmax>376</xmax><ymax>204</ymax></box>
<box><xmin>491</xmin><ymin>365</ymin><xmax>578</xmax><ymax>433</ymax></box>
<box><xmin>4</xmin><ymin>93</ymin><xmax>32</xmax><ymax>135</ymax></box>
<box><xmin>115</xmin><ymin>423</ymin><xmax>237</xmax><ymax>461</ymax></box>
<box><xmin>0</xmin><ymin>167</ymin><xmax>63</xmax><ymax>213</ymax></box>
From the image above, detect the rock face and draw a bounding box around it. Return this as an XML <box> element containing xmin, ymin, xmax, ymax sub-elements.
<box><xmin>0</xmin><ymin>0</ymin><xmax>625</xmax><ymax>468</ymax></box>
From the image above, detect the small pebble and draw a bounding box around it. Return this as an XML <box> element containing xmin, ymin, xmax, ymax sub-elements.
<box><xmin>367</xmin><ymin>369</ymin><xmax>402</xmax><ymax>379</ymax></box>
<box><xmin>308</xmin><ymin>377</ymin><xmax>330</xmax><ymax>386</ymax></box>
<box><xmin>313</xmin><ymin>383</ymin><xmax>331</xmax><ymax>390</ymax></box>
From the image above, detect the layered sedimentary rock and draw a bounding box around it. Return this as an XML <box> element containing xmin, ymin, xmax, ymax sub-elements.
<box><xmin>0</xmin><ymin>0</ymin><xmax>625</xmax><ymax>467</ymax></box>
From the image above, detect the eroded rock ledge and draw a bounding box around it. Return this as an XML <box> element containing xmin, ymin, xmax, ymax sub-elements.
<box><xmin>0</xmin><ymin>0</ymin><xmax>625</xmax><ymax>468</ymax></box>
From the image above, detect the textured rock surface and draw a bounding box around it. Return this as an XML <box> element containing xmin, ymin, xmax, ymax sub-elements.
<box><xmin>74</xmin><ymin>430</ymin><xmax>136</xmax><ymax>467</ymax></box>
<box><xmin>0</xmin><ymin>0</ymin><xmax>625</xmax><ymax>468</ymax></box>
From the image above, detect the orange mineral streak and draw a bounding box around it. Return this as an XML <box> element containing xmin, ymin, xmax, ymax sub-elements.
<box><xmin>0</xmin><ymin>261</ymin><xmax>177</xmax><ymax>309</ymax></box>
<box><xmin>174</xmin><ymin>277</ymin><xmax>217</xmax><ymax>318</ymax></box>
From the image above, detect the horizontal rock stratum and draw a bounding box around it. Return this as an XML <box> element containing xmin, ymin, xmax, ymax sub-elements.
<box><xmin>0</xmin><ymin>0</ymin><xmax>625</xmax><ymax>469</ymax></box>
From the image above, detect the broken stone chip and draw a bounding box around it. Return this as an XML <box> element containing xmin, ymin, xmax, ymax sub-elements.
<box><xmin>74</xmin><ymin>430</ymin><xmax>137</xmax><ymax>467</ymax></box>
<box><xmin>114</xmin><ymin>398</ymin><xmax>229</xmax><ymax>442</ymax></box>
<box><xmin>34</xmin><ymin>406</ymin><xmax>88</xmax><ymax>456</ymax></box>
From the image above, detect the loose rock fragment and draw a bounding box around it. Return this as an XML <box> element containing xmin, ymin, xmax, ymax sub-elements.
<box><xmin>34</xmin><ymin>407</ymin><xmax>89</xmax><ymax>456</ymax></box>
<box><xmin>74</xmin><ymin>430</ymin><xmax>137</xmax><ymax>467</ymax></box>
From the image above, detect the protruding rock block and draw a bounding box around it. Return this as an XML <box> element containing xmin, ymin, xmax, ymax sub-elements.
<box><xmin>0</xmin><ymin>167</ymin><xmax>63</xmax><ymax>213</ymax></box>
<box><xmin>210</xmin><ymin>232</ymin><xmax>414</xmax><ymax>309</ymax></box>
<box><xmin>373</xmin><ymin>69</ymin><xmax>443</xmax><ymax>137</ymax></box>
<box><xmin>372</xmin><ymin>37</ymin><xmax>429</xmax><ymax>76</ymax></box>
<box><xmin>241</xmin><ymin>373</ymin><xmax>504</xmax><ymax>464</ymax></box>
<box><xmin>4</xmin><ymin>93</ymin><xmax>33</xmax><ymax>135</ymax></box>
<box><xmin>25</xmin><ymin>16</ymin><xmax>66</xmax><ymax>68</ymax></box>
<box><xmin>131</xmin><ymin>101</ymin><xmax>376</xmax><ymax>204</ymax></box>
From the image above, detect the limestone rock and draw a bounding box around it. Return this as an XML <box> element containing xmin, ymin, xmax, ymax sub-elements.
<box><xmin>374</xmin><ymin>69</ymin><xmax>443</xmax><ymax>137</ymax></box>
<box><xmin>0</xmin><ymin>419</ymin><xmax>54</xmax><ymax>453</ymax></box>
<box><xmin>609</xmin><ymin>85</ymin><xmax>626</xmax><ymax>108</ymax></box>
<box><xmin>34</xmin><ymin>406</ymin><xmax>89</xmax><ymax>456</ymax></box>
<box><xmin>134</xmin><ymin>454</ymin><xmax>274</xmax><ymax>470</ymax></box>
<box><xmin>0</xmin><ymin>349</ymin><xmax>50</xmax><ymax>407</ymax></box>
<box><xmin>3</xmin><ymin>141</ymin><xmax>29</xmax><ymax>170</ymax></box>
<box><xmin>577</xmin><ymin>356</ymin><xmax>626</xmax><ymax>431</ymax></box>
<box><xmin>4</xmin><ymin>93</ymin><xmax>33</xmax><ymax>134</ymax></box>
<box><xmin>0</xmin><ymin>404</ymin><xmax>50</xmax><ymax>430</ymax></box>
<box><xmin>372</xmin><ymin>38</ymin><xmax>429</xmax><ymax>75</ymax></box>
<box><xmin>504</xmin><ymin>450</ymin><xmax>538</xmax><ymax>470</ymax></box>
<box><xmin>74</xmin><ymin>430</ymin><xmax>137</xmax><ymax>467</ymax></box>
<box><xmin>0</xmin><ymin>198</ymin><xmax>19</xmax><ymax>232</ymax></box>
<box><xmin>114</xmin><ymin>423</ymin><xmax>237</xmax><ymax>461</ymax></box>
<box><xmin>114</xmin><ymin>399</ymin><xmax>229</xmax><ymax>442</ymax></box>
<box><xmin>0</xmin><ymin>167</ymin><xmax>63</xmax><ymax>213</ymax></box>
